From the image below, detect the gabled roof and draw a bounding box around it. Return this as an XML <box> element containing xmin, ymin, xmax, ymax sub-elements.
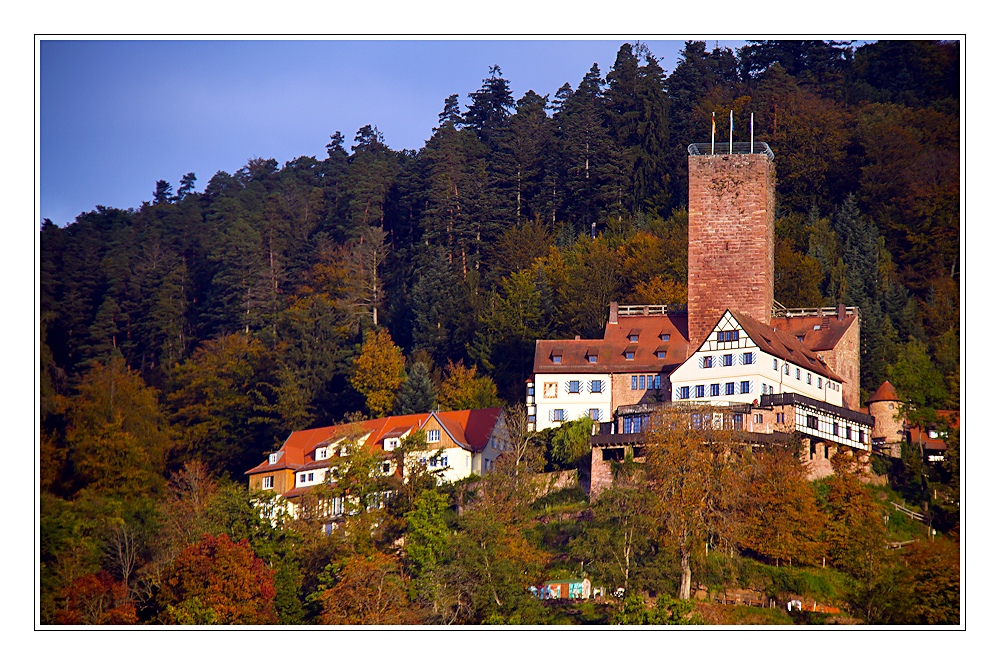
<box><xmin>532</xmin><ymin>313</ymin><xmax>689</xmax><ymax>374</ymax></box>
<box><xmin>866</xmin><ymin>381</ymin><xmax>900</xmax><ymax>404</ymax></box>
<box><xmin>727</xmin><ymin>310</ymin><xmax>844</xmax><ymax>383</ymax></box>
<box><xmin>245</xmin><ymin>408</ymin><xmax>504</xmax><ymax>477</ymax></box>
<box><xmin>769</xmin><ymin>312</ymin><xmax>856</xmax><ymax>352</ymax></box>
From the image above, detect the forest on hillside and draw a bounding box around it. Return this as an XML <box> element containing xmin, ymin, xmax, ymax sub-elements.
<box><xmin>39</xmin><ymin>40</ymin><xmax>960</xmax><ymax>625</ymax></box>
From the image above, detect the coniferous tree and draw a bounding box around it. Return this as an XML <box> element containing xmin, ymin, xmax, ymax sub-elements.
<box><xmin>394</xmin><ymin>361</ymin><xmax>437</xmax><ymax>415</ymax></box>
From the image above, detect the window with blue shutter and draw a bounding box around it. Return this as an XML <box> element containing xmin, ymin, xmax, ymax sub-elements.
<box><xmin>725</xmin><ymin>382</ymin><xmax>735</xmax><ymax>396</ymax></box>
<box><xmin>567</xmin><ymin>380</ymin><xmax>580</xmax><ymax>394</ymax></box>
<box><xmin>695</xmin><ymin>385</ymin><xmax>705</xmax><ymax>398</ymax></box>
<box><xmin>590</xmin><ymin>380</ymin><xmax>604</xmax><ymax>393</ymax></box>
<box><xmin>710</xmin><ymin>384</ymin><xmax>720</xmax><ymax>397</ymax></box>
<box><xmin>723</xmin><ymin>354</ymin><xmax>733</xmax><ymax>367</ymax></box>
<box><xmin>741</xmin><ymin>352</ymin><xmax>756</xmax><ymax>365</ymax></box>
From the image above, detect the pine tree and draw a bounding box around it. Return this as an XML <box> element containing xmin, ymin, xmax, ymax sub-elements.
<box><xmin>394</xmin><ymin>361</ymin><xmax>437</xmax><ymax>415</ymax></box>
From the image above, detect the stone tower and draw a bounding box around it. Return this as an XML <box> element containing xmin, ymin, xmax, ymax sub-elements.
<box><xmin>686</xmin><ymin>148</ymin><xmax>776</xmax><ymax>347</ymax></box>
<box><xmin>867</xmin><ymin>380</ymin><xmax>905</xmax><ymax>458</ymax></box>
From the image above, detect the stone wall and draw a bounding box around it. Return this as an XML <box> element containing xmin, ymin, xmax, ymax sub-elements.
<box><xmin>868</xmin><ymin>399</ymin><xmax>905</xmax><ymax>444</ymax></box>
<box><xmin>687</xmin><ymin>153</ymin><xmax>775</xmax><ymax>347</ymax></box>
<box><xmin>819</xmin><ymin>315</ymin><xmax>861</xmax><ymax>410</ymax></box>
<box><xmin>589</xmin><ymin>447</ymin><xmax>614</xmax><ymax>500</ymax></box>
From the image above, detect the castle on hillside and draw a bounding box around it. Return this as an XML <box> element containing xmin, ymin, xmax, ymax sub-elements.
<box><xmin>526</xmin><ymin>142</ymin><xmax>899</xmax><ymax>494</ymax></box>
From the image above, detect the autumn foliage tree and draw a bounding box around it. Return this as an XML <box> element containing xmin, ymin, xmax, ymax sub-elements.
<box><xmin>319</xmin><ymin>551</ymin><xmax>413</xmax><ymax>625</ymax></box>
<box><xmin>157</xmin><ymin>533</ymin><xmax>277</xmax><ymax>625</ymax></box>
<box><xmin>53</xmin><ymin>570</ymin><xmax>138</xmax><ymax>625</ymax></box>
<box><xmin>350</xmin><ymin>328</ymin><xmax>406</xmax><ymax>417</ymax></box>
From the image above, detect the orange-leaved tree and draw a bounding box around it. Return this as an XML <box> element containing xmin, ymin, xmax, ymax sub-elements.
<box><xmin>157</xmin><ymin>533</ymin><xmax>277</xmax><ymax>625</ymax></box>
<box><xmin>350</xmin><ymin>328</ymin><xmax>406</xmax><ymax>417</ymax></box>
<box><xmin>53</xmin><ymin>570</ymin><xmax>137</xmax><ymax>625</ymax></box>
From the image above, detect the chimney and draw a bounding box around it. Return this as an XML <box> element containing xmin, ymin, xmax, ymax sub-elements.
<box><xmin>609</xmin><ymin>302</ymin><xmax>618</xmax><ymax>325</ymax></box>
<box><xmin>574</xmin><ymin>335</ymin><xmax>580</xmax><ymax>340</ymax></box>
<box><xmin>837</xmin><ymin>303</ymin><xmax>846</xmax><ymax>321</ymax></box>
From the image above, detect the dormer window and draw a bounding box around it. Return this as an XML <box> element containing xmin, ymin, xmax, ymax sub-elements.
<box><xmin>796</xmin><ymin>335</ymin><xmax>805</xmax><ymax>342</ymax></box>
<box><xmin>316</xmin><ymin>448</ymin><xmax>328</xmax><ymax>460</ymax></box>
<box><xmin>384</xmin><ymin>438</ymin><xmax>400</xmax><ymax>451</ymax></box>
<box><xmin>552</xmin><ymin>354</ymin><xmax>562</xmax><ymax>364</ymax></box>
<box><xmin>551</xmin><ymin>348</ymin><xmax>563</xmax><ymax>364</ymax></box>
<box><xmin>659</xmin><ymin>333</ymin><xmax>670</xmax><ymax>342</ymax></box>
<box><xmin>625</xmin><ymin>350</ymin><xmax>635</xmax><ymax>361</ymax></box>
<box><xmin>628</xmin><ymin>329</ymin><xmax>641</xmax><ymax>343</ymax></box>
<box><xmin>268</xmin><ymin>453</ymin><xmax>278</xmax><ymax>465</ymax></box>
<box><xmin>586</xmin><ymin>352</ymin><xmax>597</xmax><ymax>363</ymax></box>
<box><xmin>655</xmin><ymin>350</ymin><xmax>666</xmax><ymax>359</ymax></box>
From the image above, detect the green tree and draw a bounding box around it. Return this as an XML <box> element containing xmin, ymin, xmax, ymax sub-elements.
<box><xmin>394</xmin><ymin>361</ymin><xmax>437</xmax><ymax>415</ymax></box>
<box><xmin>549</xmin><ymin>416</ymin><xmax>594</xmax><ymax>468</ymax></box>
<box><xmin>167</xmin><ymin>333</ymin><xmax>282</xmax><ymax>477</ymax></box>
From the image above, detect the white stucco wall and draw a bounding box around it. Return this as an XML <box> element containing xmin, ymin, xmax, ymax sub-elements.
<box><xmin>669</xmin><ymin>315</ymin><xmax>844</xmax><ymax>407</ymax></box>
<box><xmin>531</xmin><ymin>372</ymin><xmax>612</xmax><ymax>430</ymax></box>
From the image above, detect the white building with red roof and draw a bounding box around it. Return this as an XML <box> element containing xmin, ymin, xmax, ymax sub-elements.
<box><xmin>246</xmin><ymin>408</ymin><xmax>505</xmax><ymax>521</ymax></box>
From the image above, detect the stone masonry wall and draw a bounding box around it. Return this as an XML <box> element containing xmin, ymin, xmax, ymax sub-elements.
<box><xmin>589</xmin><ymin>447</ymin><xmax>613</xmax><ymax>500</ymax></box>
<box><xmin>818</xmin><ymin>316</ymin><xmax>861</xmax><ymax>410</ymax></box>
<box><xmin>687</xmin><ymin>154</ymin><xmax>775</xmax><ymax>347</ymax></box>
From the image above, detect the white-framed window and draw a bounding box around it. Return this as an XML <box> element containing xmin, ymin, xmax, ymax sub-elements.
<box><xmin>383</xmin><ymin>438</ymin><xmax>399</xmax><ymax>451</ymax></box>
<box><xmin>753</xmin><ymin>413</ymin><xmax>763</xmax><ymax>424</ymax></box>
<box><xmin>806</xmin><ymin>373</ymin><xmax>812</xmax><ymax>385</ymax></box>
<box><xmin>299</xmin><ymin>473</ymin><xmax>307</xmax><ymax>484</ymax></box>
<box><xmin>316</xmin><ymin>448</ymin><xmax>328</xmax><ymax>460</ymax></box>
<box><xmin>773</xmin><ymin>358</ymin><xmax>778</xmax><ymax>371</ymax></box>
<box><xmin>427</xmin><ymin>429</ymin><xmax>441</xmax><ymax>442</ymax></box>
<box><xmin>382</xmin><ymin>461</ymin><xmax>392</xmax><ymax>474</ymax></box>
<box><xmin>268</xmin><ymin>453</ymin><xmax>278</xmax><ymax>465</ymax></box>
<box><xmin>784</xmin><ymin>364</ymin><xmax>790</xmax><ymax>375</ymax></box>
<box><xmin>262</xmin><ymin>475</ymin><xmax>274</xmax><ymax>489</ymax></box>
<box><xmin>307</xmin><ymin>472</ymin><xmax>314</xmax><ymax>482</ymax></box>
<box><xmin>795</xmin><ymin>368</ymin><xmax>801</xmax><ymax>380</ymax></box>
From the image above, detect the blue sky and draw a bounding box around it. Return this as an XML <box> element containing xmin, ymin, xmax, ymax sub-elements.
<box><xmin>39</xmin><ymin>39</ymin><xmax>748</xmax><ymax>226</ymax></box>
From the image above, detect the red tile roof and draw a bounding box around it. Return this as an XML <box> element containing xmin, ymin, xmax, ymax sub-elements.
<box><xmin>866</xmin><ymin>381</ymin><xmax>900</xmax><ymax>405</ymax></box>
<box><xmin>769</xmin><ymin>313</ymin><xmax>856</xmax><ymax>352</ymax></box>
<box><xmin>728</xmin><ymin>311</ymin><xmax>844</xmax><ymax>383</ymax></box>
<box><xmin>532</xmin><ymin>313</ymin><xmax>689</xmax><ymax>374</ymax></box>
<box><xmin>245</xmin><ymin>408</ymin><xmax>503</xmax><ymax>477</ymax></box>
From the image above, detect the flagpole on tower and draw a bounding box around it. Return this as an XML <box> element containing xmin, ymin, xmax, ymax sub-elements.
<box><xmin>711</xmin><ymin>112</ymin><xmax>716</xmax><ymax>155</ymax></box>
<box><xmin>729</xmin><ymin>110</ymin><xmax>733</xmax><ymax>154</ymax></box>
